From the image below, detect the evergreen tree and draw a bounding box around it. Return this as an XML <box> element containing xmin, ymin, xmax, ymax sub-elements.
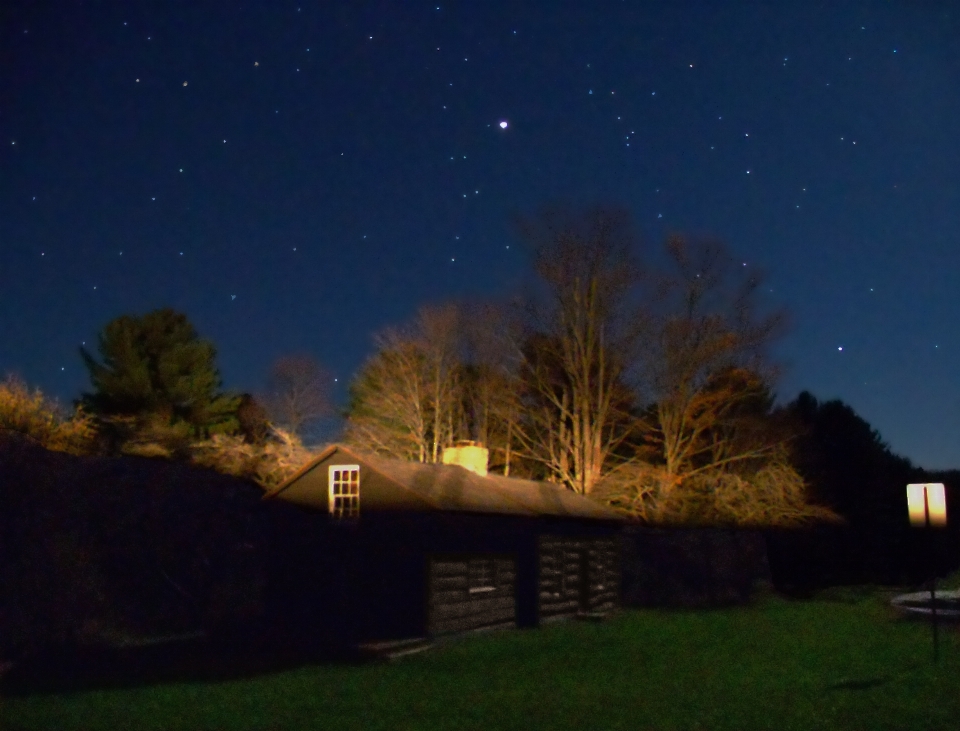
<box><xmin>80</xmin><ymin>309</ymin><xmax>239</xmax><ymax>454</ymax></box>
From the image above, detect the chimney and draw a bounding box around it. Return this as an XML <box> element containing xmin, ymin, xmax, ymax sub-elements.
<box><xmin>441</xmin><ymin>441</ymin><xmax>489</xmax><ymax>477</ymax></box>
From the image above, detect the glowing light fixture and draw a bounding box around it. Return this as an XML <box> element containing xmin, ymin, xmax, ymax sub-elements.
<box><xmin>907</xmin><ymin>483</ymin><xmax>947</xmax><ymax>528</ymax></box>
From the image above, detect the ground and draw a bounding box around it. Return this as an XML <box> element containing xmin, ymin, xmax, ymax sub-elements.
<box><xmin>3</xmin><ymin>589</ymin><xmax>960</xmax><ymax>730</ymax></box>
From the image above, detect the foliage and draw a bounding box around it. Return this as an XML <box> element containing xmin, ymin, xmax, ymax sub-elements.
<box><xmin>235</xmin><ymin>393</ymin><xmax>271</xmax><ymax>444</ymax></box>
<box><xmin>0</xmin><ymin>375</ymin><xmax>95</xmax><ymax>455</ymax></box>
<box><xmin>786</xmin><ymin>391</ymin><xmax>917</xmax><ymax>521</ymax></box>
<box><xmin>80</xmin><ymin>309</ymin><xmax>240</xmax><ymax>454</ymax></box>
<box><xmin>190</xmin><ymin>426</ymin><xmax>315</xmax><ymax>490</ymax></box>
<box><xmin>595</xmin><ymin>453</ymin><xmax>839</xmax><ymax>526</ymax></box>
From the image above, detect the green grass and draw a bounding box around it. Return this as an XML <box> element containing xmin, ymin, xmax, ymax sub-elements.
<box><xmin>4</xmin><ymin>593</ymin><xmax>960</xmax><ymax>731</ymax></box>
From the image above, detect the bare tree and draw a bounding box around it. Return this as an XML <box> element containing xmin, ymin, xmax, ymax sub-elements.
<box><xmin>345</xmin><ymin>336</ymin><xmax>431</xmax><ymax>461</ymax></box>
<box><xmin>593</xmin><ymin>234</ymin><xmax>837</xmax><ymax>525</ymax></box>
<box><xmin>263</xmin><ymin>354</ymin><xmax>332</xmax><ymax>439</ymax></box>
<box><xmin>419</xmin><ymin>304</ymin><xmax>463</xmax><ymax>462</ymax></box>
<box><xmin>345</xmin><ymin>304</ymin><xmax>464</xmax><ymax>462</ymax></box>
<box><xmin>512</xmin><ymin>206</ymin><xmax>641</xmax><ymax>494</ymax></box>
<box><xmin>644</xmin><ymin>235</ymin><xmax>784</xmax><ymax>483</ymax></box>
<box><xmin>460</xmin><ymin>303</ymin><xmax>525</xmax><ymax>476</ymax></box>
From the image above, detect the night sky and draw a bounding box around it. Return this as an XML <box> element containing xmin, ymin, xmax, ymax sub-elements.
<box><xmin>2</xmin><ymin>2</ymin><xmax>958</xmax><ymax>468</ymax></box>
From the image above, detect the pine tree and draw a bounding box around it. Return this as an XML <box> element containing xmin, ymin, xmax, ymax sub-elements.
<box><xmin>80</xmin><ymin>309</ymin><xmax>239</xmax><ymax>454</ymax></box>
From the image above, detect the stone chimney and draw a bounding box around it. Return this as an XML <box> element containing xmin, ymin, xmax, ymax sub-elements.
<box><xmin>441</xmin><ymin>441</ymin><xmax>489</xmax><ymax>477</ymax></box>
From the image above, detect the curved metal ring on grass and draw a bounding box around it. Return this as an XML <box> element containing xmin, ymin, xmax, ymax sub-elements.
<box><xmin>890</xmin><ymin>589</ymin><xmax>960</xmax><ymax>619</ymax></box>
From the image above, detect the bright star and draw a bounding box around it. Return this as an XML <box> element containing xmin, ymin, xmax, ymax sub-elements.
<box><xmin>499</xmin><ymin>121</ymin><xmax>508</xmax><ymax>129</ymax></box>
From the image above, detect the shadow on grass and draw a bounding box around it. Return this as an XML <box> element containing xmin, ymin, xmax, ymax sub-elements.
<box><xmin>0</xmin><ymin>630</ymin><xmax>376</xmax><ymax>697</ymax></box>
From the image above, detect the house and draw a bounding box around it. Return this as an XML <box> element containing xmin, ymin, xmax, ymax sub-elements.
<box><xmin>261</xmin><ymin>443</ymin><xmax>624</xmax><ymax>646</ymax></box>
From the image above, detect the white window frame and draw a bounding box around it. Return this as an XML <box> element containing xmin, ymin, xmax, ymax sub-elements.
<box><xmin>328</xmin><ymin>464</ymin><xmax>360</xmax><ymax>519</ymax></box>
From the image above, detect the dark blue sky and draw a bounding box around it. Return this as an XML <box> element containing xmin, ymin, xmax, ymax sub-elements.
<box><xmin>2</xmin><ymin>2</ymin><xmax>959</xmax><ymax>467</ymax></box>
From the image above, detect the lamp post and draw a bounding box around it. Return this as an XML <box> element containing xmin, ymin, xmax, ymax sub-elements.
<box><xmin>906</xmin><ymin>483</ymin><xmax>947</xmax><ymax>662</ymax></box>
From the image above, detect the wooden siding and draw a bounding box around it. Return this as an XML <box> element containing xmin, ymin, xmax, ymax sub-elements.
<box><xmin>428</xmin><ymin>556</ymin><xmax>517</xmax><ymax>635</ymax></box>
<box><xmin>538</xmin><ymin>535</ymin><xmax>619</xmax><ymax>621</ymax></box>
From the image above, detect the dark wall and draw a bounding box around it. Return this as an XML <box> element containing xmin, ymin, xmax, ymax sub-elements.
<box><xmin>0</xmin><ymin>433</ymin><xmax>275</xmax><ymax>659</ymax></box>
<box><xmin>538</xmin><ymin>535</ymin><xmax>619</xmax><ymax>620</ymax></box>
<box><xmin>266</xmin><ymin>512</ymin><xmax>621</xmax><ymax>643</ymax></box>
<box><xmin>620</xmin><ymin>526</ymin><xmax>771</xmax><ymax>608</ymax></box>
<box><xmin>1</xmin><ymin>433</ymin><xmax>623</xmax><ymax>661</ymax></box>
<box><xmin>427</xmin><ymin>555</ymin><xmax>517</xmax><ymax>635</ymax></box>
<box><xmin>765</xmin><ymin>521</ymin><xmax>960</xmax><ymax>593</ymax></box>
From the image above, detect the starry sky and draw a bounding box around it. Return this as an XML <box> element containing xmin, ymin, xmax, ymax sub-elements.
<box><xmin>2</xmin><ymin>2</ymin><xmax>959</xmax><ymax>468</ymax></box>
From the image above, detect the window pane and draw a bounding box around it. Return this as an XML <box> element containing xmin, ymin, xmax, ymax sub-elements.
<box><xmin>329</xmin><ymin>465</ymin><xmax>360</xmax><ymax>518</ymax></box>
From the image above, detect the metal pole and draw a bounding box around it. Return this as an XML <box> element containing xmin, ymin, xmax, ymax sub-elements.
<box><xmin>925</xmin><ymin>490</ymin><xmax>939</xmax><ymax>663</ymax></box>
<box><xmin>931</xmin><ymin>569</ymin><xmax>939</xmax><ymax>663</ymax></box>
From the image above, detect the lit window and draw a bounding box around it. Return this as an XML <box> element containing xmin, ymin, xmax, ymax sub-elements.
<box><xmin>328</xmin><ymin>465</ymin><xmax>360</xmax><ymax>519</ymax></box>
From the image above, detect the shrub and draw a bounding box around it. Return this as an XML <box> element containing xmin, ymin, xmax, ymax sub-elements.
<box><xmin>190</xmin><ymin>426</ymin><xmax>315</xmax><ymax>489</ymax></box>
<box><xmin>0</xmin><ymin>376</ymin><xmax>95</xmax><ymax>455</ymax></box>
<box><xmin>596</xmin><ymin>457</ymin><xmax>840</xmax><ymax>527</ymax></box>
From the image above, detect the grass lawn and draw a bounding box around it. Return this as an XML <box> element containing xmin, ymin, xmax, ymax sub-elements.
<box><xmin>3</xmin><ymin>591</ymin><xmax>960</xmax><ymax>731</ymax></box>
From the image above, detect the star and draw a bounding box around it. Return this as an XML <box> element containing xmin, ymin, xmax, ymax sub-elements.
<box><xmin>499</xmin><ymin>121</ymin><xmax>508</xmax><ymax>129</ymax></box>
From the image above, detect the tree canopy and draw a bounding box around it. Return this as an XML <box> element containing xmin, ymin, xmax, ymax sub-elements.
<box><xmin>341</xmin><ymin>206</ymin><xmax>839</xmax><ymax>525</ymax></box>
<box><xmin>80</xmin><ymin>309</ymin><xmax>239</xmax><ymax>454</ymax></box>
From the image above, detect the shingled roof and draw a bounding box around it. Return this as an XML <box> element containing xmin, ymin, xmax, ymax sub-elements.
<box><xmin>263</xmin><ymin>444</ymin><xmax>623</xmax><ymax>522</ymax></box>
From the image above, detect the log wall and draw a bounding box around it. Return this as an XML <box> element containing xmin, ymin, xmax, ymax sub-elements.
<box><xmin>428</xmin><ymin>556</ymin><xmax>517</xmax><ymax>635</ymax></box>
<box><xmin>538</xmin><ymin>535</ymin><xmax>619</xmax><ymax>622</ymax></box>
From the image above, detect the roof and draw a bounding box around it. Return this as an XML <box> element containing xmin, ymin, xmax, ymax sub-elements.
<box><xmin>263</xmin><ymin>444</ymin><xmax>623</xmax><ymax>522</ymax></box>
